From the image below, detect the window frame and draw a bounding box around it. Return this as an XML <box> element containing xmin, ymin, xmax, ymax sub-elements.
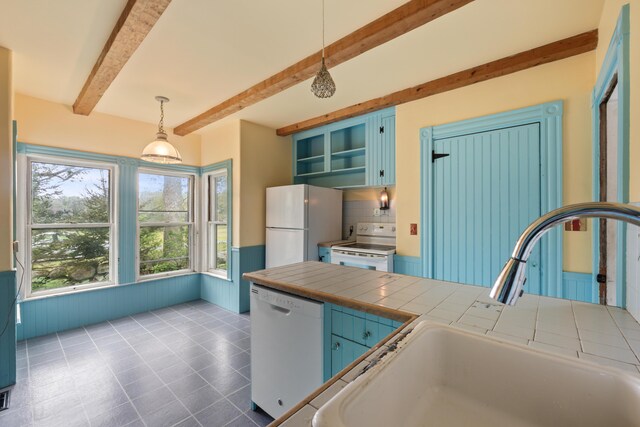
<box><xmin>136</xmin><ymin>168</ymin><xmax>197</xmax><ymax>281</ymax></box>
<box><xmin>205</xmin><ymin>169</ymin><xmax>230</xmax><ymax>278</ymax></box>
<box><xmin>22</xmin><ymin>154</ymin><xmax>118</xmax><ymax>298</ymax></box>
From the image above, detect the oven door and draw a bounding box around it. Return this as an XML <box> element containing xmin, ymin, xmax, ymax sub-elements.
<box><xmin>330</xmin><ymin>249</ymin><xmax>390</xmax><ymax>272</ymax></box>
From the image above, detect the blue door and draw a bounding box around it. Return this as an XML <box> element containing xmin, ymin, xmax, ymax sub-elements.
<box><xmin>430</xmin><ymin>123</ymin><xmax>543</xmax><ymax>294</ymax></box>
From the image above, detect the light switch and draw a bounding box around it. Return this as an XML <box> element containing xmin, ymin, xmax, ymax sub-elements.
<box><xmin>410</xmin><ymin>223</ymin><xmax>418</xmax><ymax>235</ymax></box>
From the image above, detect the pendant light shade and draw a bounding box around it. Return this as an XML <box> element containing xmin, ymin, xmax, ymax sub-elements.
<box><xmin>311</xmin><ymin>0</ymin><xmax>336</xmax><ymax>98</ymax></box>
<box><xmin>311</xmin><ymin>57</ymin><xmax>336</xmax><ymax>98</ymax></box>
<box><xmin>141</xmin><ymin>96</ymin><xmax>182</xmax><ymax>164</ymax></box>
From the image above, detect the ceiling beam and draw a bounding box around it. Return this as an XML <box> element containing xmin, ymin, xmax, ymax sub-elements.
<box><xmin>276</xmin><ymin>29</ymin><xmax>598</xmax><ymax>136</ymax></box>
<box><xmin>73</xmin><ymin>0</ymin><xmax>172</xmax><ymax>115</ymax></box>
<box><xmin>173</xmin><ymin>0</ymin><xmax>475</xmax><ymax>136</ymax></box>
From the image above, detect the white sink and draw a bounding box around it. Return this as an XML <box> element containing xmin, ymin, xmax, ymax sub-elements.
<box><xmin>313</xmin><ymin>321</ymin><xmax>640</xmax><ymax>427</ymax></box>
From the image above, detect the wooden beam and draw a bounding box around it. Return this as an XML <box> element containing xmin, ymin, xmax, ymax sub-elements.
<box><xmin>73</xmin><ymin>0</ymin><xmax>172</xmax><ymax>115</ymax></box>
<box><xmin>277</xmin><ymin>29</ymin><xmax>598</xmax><ymax>136</ymax></box>
<box><xmin>173</xmin><ymin>0</ymin><xmax>474</xmax><ymax>136</ymax></box>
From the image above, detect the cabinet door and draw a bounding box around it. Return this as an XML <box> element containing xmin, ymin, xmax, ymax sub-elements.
<box><xmin>366</xmin><ymin>113</ymin><xmax>395</xmax><ymax>186</ymax></box>
<box><xmin>330</xmin><ymin>335</ymin><xmax>345</xmax><ymax>377</ymax></box>
<box><xmin>331</xmin><ymin>335</ymin><xmax>368</xmax><ymax>377</ymax></box>
<box><xmin>380</xmin><ymin>114</ymin><xmax>396</xmax><ymax>185</ymax></box>
<box><xmin>363</xmin><ymin>319</ymin><xmax>380</xmax><ymax>347</ymax></box>
<box><xmin>318</xmin><ymin>247</ymin><xmax>331</xmax><ymax>263</ymax></box>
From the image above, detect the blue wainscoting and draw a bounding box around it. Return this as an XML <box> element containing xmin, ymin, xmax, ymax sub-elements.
<box><xmin>17</xmin><ymin>273</ymin><xmax>200</xmax><ymax>341</ymax></box>
<box><xmin>394</xmin><ymin>256</ymin><xmax>594</xmax><ymax>304</ymax></box>
<box><xmin>200</xmin><ymin>247</ymin><xmax>240</xmax><ymax>313</ymax></box>
<box><xmin>237</xmin><ymin>245</ymin><xmax>266</xmax><ymax>312</ymax></box>
<box><xmin>201</xmin><ymin>245</ymin><xmax>265</xmax><ymax>314</ymax></box>
<box><xmin>0</xmin><ymin>270</ymin><xmax>17</xmax><ymax>388</ymax></box>
<box><xmin>394</xmin><ymin>255</ymin><xmax>422</xmax><ymax>276</ymax></box>
<box><xmin>562</xmin><ymin>272</ymin><xmax>595</xmax><ymax>303</ymax></box>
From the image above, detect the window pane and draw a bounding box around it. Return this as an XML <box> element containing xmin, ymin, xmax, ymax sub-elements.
<box><xmin>31</xmin><ymin>162</ymin><xmax>110</xmax><ymax>224</ymax></box>
<box><xmin>139</xmin><ymin>225</ymin><xmax>190</xmax><ymax>276</ymax></box>
<box><xmin>214</xmin><ymin>175</ymin><xmax>227</xmax><ymax>222</ymax></box>
<box><xmin>216</xmin><ymin>223</ymin><xmax>227</xmax><ymax>271</ymax></box>
<box><xmin>138</xmin><ymin>173</ymin><xmax>190</xmax><ymax>223</ymax></box>
<box><xmin>31</xmin><ymin>228</ymin><xmax>110</xmax><ymax>292</ymax></box>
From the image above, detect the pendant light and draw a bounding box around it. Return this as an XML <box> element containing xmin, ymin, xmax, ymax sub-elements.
<box><xmin>141</xmin><ymin>96</ymin><xmax>182</xmax><ymax>164</ymax></box>
<box><xmin>311</xmin><ymin>0</ymin><xmax>336</xmax><ymax>98</ymax></box>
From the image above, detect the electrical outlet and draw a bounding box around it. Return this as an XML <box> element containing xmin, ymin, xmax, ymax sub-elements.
<box><xmin>12</xmin><ymin>241</ymin><xmax>18</xmax><ymax>253</ymax></box>
<box><xmin>373</xmin><ymin>208</ymin><xmax>381</xmax><ymax>216</ymax></box>
<box><xmin>410</xmin><ymin>224</ymin><xmax>418</xmax><ymax>235</ymax></box>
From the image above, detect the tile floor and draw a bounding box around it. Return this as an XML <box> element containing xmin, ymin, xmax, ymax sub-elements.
<box><xmin>0</xmin><ymin>300</ymin><xmax>274</xmax><ymax>427</ymax></box>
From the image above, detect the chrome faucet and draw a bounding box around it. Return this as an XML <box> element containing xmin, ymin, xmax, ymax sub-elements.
<box><xmin>490</xmin><ymin>202</ymin><xmax>640</xmax><ymax>306</ymax></box>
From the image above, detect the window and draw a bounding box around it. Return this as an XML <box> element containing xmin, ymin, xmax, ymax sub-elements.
<box><xmin>27</xmin><ymin>158</ymin><xmax>114</xmax><ymax>295</ymax></box>
<box><xmin>138</xmin><ymin>171</ymin><xmax>194</xmax><ymax>277</ymax></box>
<box><xmin>207</xmin><ymin>170</ymin><xmax>229</xmax><ymax>275</ymax></box>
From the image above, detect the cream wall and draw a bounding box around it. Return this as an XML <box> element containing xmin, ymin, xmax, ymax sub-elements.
<box><xmin>14</xmin><ymin>94</ymin><xmax>201</xmax><ymax>166</ymax></box>
<box><xmin>239</xmin><ymin>120</ymin><xmax>292</xmax><ymax>247</ymax></box>
<box><xmin>396</xmin><ymin>52</ymin><xmax>596</xmax><ymax>273</ymax></box>
<box><xmin>200</xmin><ymin>120</ymin><xmax>241</xmax><ymax>246</ymax></box>
<box><xmin>597</xmin><ymin>1</ymin><xmax>639</xmax><ymax>201</ymax></box>
<box><xmin>0</xmin><ymin>47</ymin><xmax>13</xmax><ymax>271</ymax></box>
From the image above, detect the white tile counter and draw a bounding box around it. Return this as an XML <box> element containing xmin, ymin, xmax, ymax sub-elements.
<box><xmin>244</xmin><ymin>261</ymin><xmax>640</xmax><ymax>426</ymax></box>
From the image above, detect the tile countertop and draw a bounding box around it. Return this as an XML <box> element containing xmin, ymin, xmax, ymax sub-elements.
<box><xmin>243</xmin><ymin>261</ymin><xmax>640</xmax><ymax>427</ymax></box>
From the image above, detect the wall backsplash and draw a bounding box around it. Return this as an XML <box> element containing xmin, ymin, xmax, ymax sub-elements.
<box><xmin>342</xmin><ymin>198</ymin><xmax>396</xmax><ymax>240</ymax></box>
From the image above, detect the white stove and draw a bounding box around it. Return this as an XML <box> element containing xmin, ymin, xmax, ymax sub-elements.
<box><xmin>331</xmin><ymin>223</ymin><xmax>396</xmax><ymax>272</ymax></box>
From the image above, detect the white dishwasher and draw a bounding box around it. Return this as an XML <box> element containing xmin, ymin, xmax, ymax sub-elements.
<box><xmin>250</xmin><ymin>283</ymin><xmax>324</xmax><ymax>419</ymax></box>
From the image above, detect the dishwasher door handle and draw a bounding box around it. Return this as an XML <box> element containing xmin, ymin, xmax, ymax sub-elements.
<box><xmin>268</xmin><ymin>303</ymin><xmax>291</xmax><ymax>315</ymax></box>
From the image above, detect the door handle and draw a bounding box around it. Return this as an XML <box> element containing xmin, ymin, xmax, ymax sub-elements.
<box><xmin>268</xmin><ymin>304</ymin><xmax>291</xmax><ymax>315</ymax></box>
<box><xmin>379</xmin><ymin>169</ymin><xmax>384</xmax><ymax>177</ymax></box>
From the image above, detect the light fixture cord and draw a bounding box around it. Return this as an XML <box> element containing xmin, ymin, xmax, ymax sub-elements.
<box><xmin>158</xmin><ymin>99</ymin><xmax>165</xmax><ymax>133</ymax></box>
<box><xmin>321</xmin><ymin>0</ymin><xmax>325</xmax><ymax>59</ymax></box>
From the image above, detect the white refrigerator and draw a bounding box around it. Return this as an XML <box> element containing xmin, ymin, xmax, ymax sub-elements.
<box><xmin>266</xmin><ymin>184</ymin><xmax>342</xmax><ymax>268</ymax></box>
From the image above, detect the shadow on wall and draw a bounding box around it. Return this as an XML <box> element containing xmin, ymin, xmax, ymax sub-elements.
<box><xmin>342</xmin><ymin>199</ymin><xmax>396</xmax><ymax>240</ymax></box>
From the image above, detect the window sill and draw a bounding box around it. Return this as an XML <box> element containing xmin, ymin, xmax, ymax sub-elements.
<box><xmin>201</xmin><ymin>271</ymin><xmax>232</xmax><ymax>282</ymax></box>
<box><xmin>137</xmin><ymin>270</ymin><xmax>198</xmax><ymax>283</ymax></box>
<box><xmin>25</xmin><ymin>281</ymin><xmax>117</xmax><ymax>301</ymax></box>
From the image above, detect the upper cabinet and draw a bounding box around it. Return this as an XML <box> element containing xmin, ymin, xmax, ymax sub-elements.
<box><xmin>293</xmin><ymin>108</ymin><xmax>395</xmax><ymax>189</ymax></box>
<box><xmin>367</xmin><ymin>109</ymin><xmax>395</xmax><ymax>187</ymax></box>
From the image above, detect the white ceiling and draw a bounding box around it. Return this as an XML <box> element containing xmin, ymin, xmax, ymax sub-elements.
<box><xmin>0</xmin><ymin>0</ymin><xmax>604</xmax><ymax>134</ymax></box>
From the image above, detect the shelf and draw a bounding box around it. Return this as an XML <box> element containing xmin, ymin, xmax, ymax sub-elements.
<box><xmin>333</xmin><ymin>184</ymin><xmax>367</xmax><ymax>189</ymax></box>
<box><xmin>296</xmin><ymin>166</ymin><xmax>365</xmax><ymax>179</ymax></box>
<box><xmin>297</xmin><ymin>154</ymin><xmax>325</xmax><ymax>163</ymax></box>
<box><xmin>296</xmin><ymin>170</ymin><xmax>328</xmax><ymax>178</ymax></box>
<box><xmin>331</xmin><ymin>147</ymin><xmax>366</xmax><ymax>158</ymax></box>
<box><xmin>331</xmin><ymin>166</ymin><xmax>366</xmax><ymax>174</ymax></box>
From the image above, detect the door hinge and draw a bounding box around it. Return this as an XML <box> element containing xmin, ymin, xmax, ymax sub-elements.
<box><xmin>379</xmin><ymin>126</ymin><xmax>384</xmax><ymax>134</ymax></box>
<box><xmin>597</xmin><ymin>274</ymin><xmax>606</xmax><ymax>283</ymax></box>
<box><xmin>432</xmin><ymin>150</ymin><xmax>450</xmax><ymax>163</ymax></box>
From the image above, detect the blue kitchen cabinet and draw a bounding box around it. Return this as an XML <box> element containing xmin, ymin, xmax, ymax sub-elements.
<box><xmin>324</xmin><ymin>303</ymin><xmax>404</xmax><ymax>380</ymax></box>
<box><xmin>293</xmin><ymin>108</ymin><xmax>395</xmax><ymax>189</ymax></box>
<box><xmin>330</xmin><ymin>334</ymin><xmax>369</xmax><ymax>377</ymax></box>
<box><xmin>318</xmin><ymin>246</ymin><xmax>331</xmax><ymax>263</ymax></box>
<box><xmin>367</xmin><ymin>110</ymin><xmax>396</xmax><ymax>186</ymax></box>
